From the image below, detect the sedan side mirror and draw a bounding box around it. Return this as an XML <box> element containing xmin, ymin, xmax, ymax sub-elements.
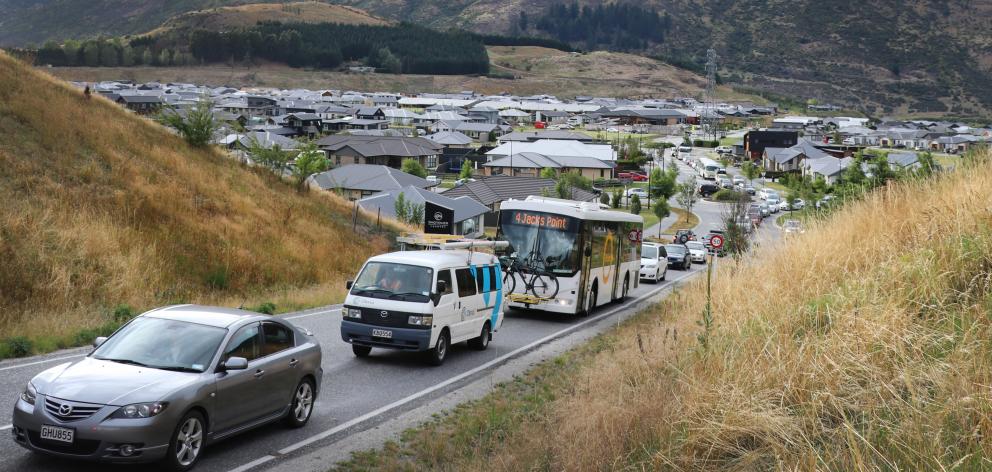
<box><xmin>345</xmin><ymin>280</ymin><xmax>353</xmax><ymax>290</ymax></box>
<box><xmin>222</xmin><ymin>357</ymin><xmax>248</xmax><ymax>371</ymax></box>
<box><xmin>93</xmin><ymin>337</ymin><xmax>107</xmax><ymax>348</ymax></box>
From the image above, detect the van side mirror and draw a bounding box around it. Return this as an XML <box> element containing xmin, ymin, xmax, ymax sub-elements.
<box><xmin>436</xmin><ymin>279</ymin><xmax>447</xmax><ymax>294</ymax></box>
<box><xmin>93</xmin><ymin>337</ymin><xmax>107</xmax><ymax>348</ymax></box>
<box><xmin>346</xmin><ymin>280</ymin><xmax>353</xmax><ymax>290</ymax></box>
<box><xmin>221</xmin><ymin>357</ymin><xmax>248</xmax><ymax>371</ymax></box>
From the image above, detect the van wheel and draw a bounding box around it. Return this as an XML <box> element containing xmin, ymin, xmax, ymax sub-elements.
<box><xmin>352</xmin><ymin>345</ymin><xmax>371</xmax><ymax>358</ymax></box>
<box><xmin>468</xmin><ymin>322</ymin><xmax>491</xmax><ymax>350</ymax></box>
<box><xmin>426</xmin><ymin>331</ymin><xmax>449</xmax><ymax>366</ymax></box>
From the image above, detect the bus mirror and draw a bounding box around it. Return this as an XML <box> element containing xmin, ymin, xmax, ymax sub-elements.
<box><xmin>584</xmin><ymin>247</ymin><xmax>592</xmax><ymax>258</ymax></box>
<box><xmin>346</xmin><ymin>280</ymin><xmax>353</xmax><ymax>290</ymax></box>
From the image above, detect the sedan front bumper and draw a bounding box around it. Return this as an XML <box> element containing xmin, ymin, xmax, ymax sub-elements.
<box><xmin>12</xmin><ymin>396</ymin><xmax>174</xmax><ymax>463</ymax></box>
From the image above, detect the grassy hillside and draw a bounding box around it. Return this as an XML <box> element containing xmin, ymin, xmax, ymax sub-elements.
<box><xmin>340</xmin><ymin>152</ymin><xmax>992</xmax><ymax>470</ymax></box>
<box><xmin>0</xmin><ymin>51</ymin><xmax>389</xmax><ymax>352</ymax></box>
<box><xmin>149</xmin><ymin>2</ymin><xmax>389</xmax><ymax>35</ymax></box>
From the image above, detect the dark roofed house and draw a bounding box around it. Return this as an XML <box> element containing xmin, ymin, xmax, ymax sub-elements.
<box><xmin>285</xmin><ymin>113</ymin><xmax>322</xmax><ymax>138</ymax></box>
<box><xmin>316</xmin><ymin>135</ymin><xmax>443</xmax><ymax>170</ymax></box>
<box><xmin>308</xmin><ymin>164</ymin><xmax>430</xmax><ymax>201</ymax></box>
<box><xmin>441</xmin><ymin>175</ymin><xmax>598</xmax><ymax>226</ymax></box>
<box><xmin>744</xmin><ymin>130</ymin><xmax>799</xmax><ymax>160</ymax></box>
<box><xmin>358</xmin><ymin>185</ymin><xmax>489</xmax><ymax>237</ymax></box>
<box><xmin>347</xmin><ymin>119</ymin><xmax>389</xmax><ymax>131</ymax></box>
<box><xmin>355</xmin><ymin>107</ymin><xmax>385</xmax><ymax>121</ymax></box>
<box><xmin>499</xmin><ymin>130</ymin><xmax>598</xmax><ymax>143</ymax></box>
<box><xmin>116</xmin><ymin>95</ymin><xmax>163</xmax><ymax>114</ymax></box>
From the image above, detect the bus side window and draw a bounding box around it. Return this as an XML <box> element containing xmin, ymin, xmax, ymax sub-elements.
<box><xmin>437</xmin><ymin>269</ymin><xmax>453</xmax><ymax>295</ymax></box>
<box><xmin>455</xmin><ymin>268</ymin><xmax>477</xmax><ymax>298</ymax></box>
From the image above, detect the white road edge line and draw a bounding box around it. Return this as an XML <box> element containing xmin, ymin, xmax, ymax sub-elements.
<box><xmin>284</xmin><ymin>308</ymin><xmax>340</xmax><ymax>320</ymax></box>
<box><xmin>227</xmin><ymin>271</ymin><xmax>698</xmax><ymax>472</ymax></box>
<box><xmin>0</xmin><ymin>354</ymin><xmax>87</xmax><ymax>372</ymax></box>
<box><xmin>0</xmin><ymin>424</ymin><xmax>11</xmax><ymax>431</ymax></box>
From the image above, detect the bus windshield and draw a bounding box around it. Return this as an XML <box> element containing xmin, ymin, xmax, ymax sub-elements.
<box><xmin>498</xmin><ymin>210</ymin><xmax>580</xmax><ymax>274</ymax></box>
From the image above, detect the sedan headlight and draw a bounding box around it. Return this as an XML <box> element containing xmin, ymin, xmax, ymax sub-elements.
<box><xmin>344</xmin><ymin>308</ymin><xmax>362</xmax><ymax>319</ymax></box>
<box><xmin>112</xmin><ymin>402</ymin><xmax>168</xmax><ymax>419</ymax></box>
<box><xmin>408</xmin><ymin>315</ymin><xmax>433</xmax><ymax>326</ymax></box>
<box><xmin>21</xmin><ymin>382</ymin><xmax>37</xmax><ymax>405</ymax></box>
<box><xmin>643</xmin><ymin>263</ymin><xmax>656</xmax><ymax>269</ymax></box>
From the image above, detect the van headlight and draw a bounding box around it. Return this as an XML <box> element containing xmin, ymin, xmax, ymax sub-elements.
<box><xmin>112</xmin><ymin>402</ymin><xmax>168</xmax><ymax>419</ymax></box>
<box><xmin>21</xmin><ymin>382</ymin><xmax>37</xmax><ymax>405</ymax></box>
<box><xmin>408</xmin><ymin>316</ymin><xmax>433</xmax><ymax>326</ymax></box>
<box><xmin>344</xmin><ymin>308</ymin><xmax>362</xmax><ymax>319</ymax></box>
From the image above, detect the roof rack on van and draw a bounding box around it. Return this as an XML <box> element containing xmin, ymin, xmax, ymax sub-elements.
<box><xmin>396</xmin><ymin>234</ymin><xmax>509</xmax><ymax>252</ymax></box>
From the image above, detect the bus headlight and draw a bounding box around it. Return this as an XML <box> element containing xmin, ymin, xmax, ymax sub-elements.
<box><xmin>344</xmin><ymin>308</ymin><xmax>362</xmax><ymax>319</ymax></box>
<box><xmin>556</xmin><ymin>299</ymin><xmax>573</xmax><ymax>306</ymax></box>
<box><xmin>408</xmin><ymin>316</ymin><xmax>433</xmax><ymax>326</ymax></box>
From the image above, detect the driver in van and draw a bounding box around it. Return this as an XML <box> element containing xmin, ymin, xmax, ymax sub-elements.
<box><xmin>377</xmin><ymin>271</ymin><xmax>404</xmax><ymax>292</ymax></box>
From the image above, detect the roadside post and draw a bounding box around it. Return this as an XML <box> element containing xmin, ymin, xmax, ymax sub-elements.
<box><xmin>704</xmin><ymin>234</ymin><xmax>724</xmax><ymax>341</ymax></box>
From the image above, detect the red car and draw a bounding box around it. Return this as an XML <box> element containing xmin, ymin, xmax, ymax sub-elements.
<box><xmin>617</xmin><ymin>172</ymin><xmax>648</xmax><ymax>181</ymax></box>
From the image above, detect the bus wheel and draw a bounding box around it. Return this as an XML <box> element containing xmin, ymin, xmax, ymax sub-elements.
<box><xmin>583</xmin><ymin>286</ymin><xmax>597</xmax><ymax>316</ymax></box>
<box><xmin>616</xmin><ymin>276</ymin><xmax>629</xmax><ymax>303</ymax></box>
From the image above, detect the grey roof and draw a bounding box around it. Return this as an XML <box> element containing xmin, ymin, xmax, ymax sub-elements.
<box><xmin>499</xmin><ymin>130</ymin><xmax>596</xmax><ymax>142</ymax></box>
<box><xmin>309</xmin><ymin>164</ymin><xmax>430</xmax><ymax>192</ymax></box>
<box><xmin>441</xmin><ymin>175</ymin><xmax>598</xmax><ymax>206</ymax></box>
<box><xmin>804</xmin><ymin>156</ymin><xmax>850</xmax><ymax>177</ymax></box>
<box><xmin>484</xmin><ymin>152</ymin><xmax>614</xmax><ymax>169</ymax></box>
<box><xmin>316</xmin><ymin>135</ymin><xmax>441</xmax><ymax>157</ymax></box>
<box><xmin>424</xmin><ymin>130</ymin><xmax>474</xmax><ymax>146</ymax></box>
<box><xmin>886</xmin><ymin>152</ymin><xmax>919</xmax><ymax>168</ymax></box>
<box><xmin>355</xmin><ymin>106</ymin><xmax>383</xmax><ymax>116</ymax></box>
<box><xmin>358</xmin><ymin>185</ymin><xmax>488</xmax><ymax>223</ymax></box>
<box><xmin>231</xmin><ymin>131</ymin><xmax>299</xmax><ymax>150</ymax></box>
<box><xmin>286</xmin><ymin>112</ymin><xmax>320</xmax><ymax>121</ymax></box>
<box><xmin>117</xmin><ymin>95</ymin><xmax>162</xmax><ymax>103</ymax></box>
<box><xmin>764</xmin><ymin>147</ymin><xmax>802</xmax><ymax>164</ymax></box>
<box><xmin>456</xmin><ymin>122</ymin><xmax>501</xmax><ymax>133</ymax></box>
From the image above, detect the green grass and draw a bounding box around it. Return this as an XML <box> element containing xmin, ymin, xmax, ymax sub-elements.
<box><xmin>719</xmin><ymin>136</ymin><xmax>740</xmax><ymax>147</ymax></box>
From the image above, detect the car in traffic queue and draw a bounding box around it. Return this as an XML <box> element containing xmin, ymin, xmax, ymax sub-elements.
<box><xmin>766</xmin><ymin>195</ymin><xmax>782</xmax><ymax>212</ymax></box>
<box><xmin>718</xmin><ymin>177</ymin><xmax>734</xmax><ymax>189</ymax></box>
<box><xmin>638</xmin><ymin>242</ymin><xmax>667</xmax><ymax>283</ymax></box>
<box><xmin>684</xmin><ymin>241</ymin><xmax>708</xmax><ymax>263</ymax></box>
<box><xmin>341</xmin><ymin>246</ymin><xmax>505</xmax><ymax>366</ymax></box>
<box><xmin>783</xmin><ymin>219</ymin><xmax>805</xmax><ymax>235</ymax></box>
<box><xmin>672</xmin><ymin>229</ymin><xmax>696</xmax><ymax>244</ymax></box>
<box><xmin>12</xmin><ymin>305</ymin><xmax>322</xmax><ymax>471</ymax></box>
<box><xmin>664</xmin><ymin>244</ymin><xmax>692</xmax><ymax>270</ymax></box>
<box><xmin>698</xmin><ymin>183</ymin><xmax>720</xmax><ymax>197</ymax></box>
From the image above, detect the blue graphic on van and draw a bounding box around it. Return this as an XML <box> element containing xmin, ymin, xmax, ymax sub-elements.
<box><xmin>469</xmin><ymin>263</ymin><xmax>502</xmax><ymax>328</ymax></box>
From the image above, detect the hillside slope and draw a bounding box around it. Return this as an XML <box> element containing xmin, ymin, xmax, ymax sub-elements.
<box><xmin>0</xmin><ymin>52</ymin><xmax>388</xmax><ymax>346</ymax></box>
<box><xmin>148</xmin><ymin>2</ymin><xmax>389</xmax><ymax>35</ymax></box>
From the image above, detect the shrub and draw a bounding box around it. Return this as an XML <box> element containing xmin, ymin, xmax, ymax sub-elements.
<box><xmin>712</xmin><ymin>189</ymin><xmax>745</xmax><ymax>201</ymax></box>
<box><xmin>4</xmin><ymin>336</ymin><xmax>33</xmax><ymax>357</ymax></box>
<box><xmin>112</xmin><ymin>304</ymin><xmax>134</xmax><ymax>323</ymax></box>
<box><xmin>205</xmin><ymin>266</ymin><xmax>230</xmax><ymax>290</ymax></box>
<box><xmin>252</xmin><ymin>302</ymin><xmax>277</xmax><ymax>315</ymax></box>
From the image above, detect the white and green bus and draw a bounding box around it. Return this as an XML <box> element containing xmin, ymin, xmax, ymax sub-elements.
<box><xmin>496</xmin><ymin>196</ymin><xmax>643</xmax><ymax>315</ymax></box>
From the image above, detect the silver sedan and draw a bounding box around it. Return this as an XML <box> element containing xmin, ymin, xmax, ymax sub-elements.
<box><xmin>12</xmin><ymin>305</ymin><xmax>323</xmax><ymax>471</ymax></box>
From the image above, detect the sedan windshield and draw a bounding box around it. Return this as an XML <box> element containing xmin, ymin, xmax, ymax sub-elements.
<box><xmin>92</xmin><ymin>317</ymin><xmax>227</xmax><ymax>372</ymax></box>
<box><xmin>686</xmin><ymin>242</ymin><xmax>706</xmax><ymax>251</ymax></box>
<box><xmin>351</xmin><ymin>262</ymin><xmax>433</xmax><ymax>302</ymax></box>
<box><xmin>641</xmin><ymin>245</ymin><xmax>658</xmax><ymax>259</ymax></box>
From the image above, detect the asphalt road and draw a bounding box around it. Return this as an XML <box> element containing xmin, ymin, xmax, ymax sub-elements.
<box><xmin>0</xmin><ymin>142</ymin><xmax>781</xmax><ymax>472</ymax></box>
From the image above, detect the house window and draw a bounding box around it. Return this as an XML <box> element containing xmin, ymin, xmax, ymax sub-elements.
<box><xmin>426</xmin><ymin>156</ymin><xmax>437</xmax><ymax>169</ymax></box>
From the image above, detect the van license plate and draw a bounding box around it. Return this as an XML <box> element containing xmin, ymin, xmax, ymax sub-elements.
<box><xmin>40</xmin><ymin>424</ymin><xmax>74</xmax><ymax>444</ymax></box>
<box><xmin>371</xmin><ymin>329</ymin><xmax>392</xmax><ymax>339</ymax></box>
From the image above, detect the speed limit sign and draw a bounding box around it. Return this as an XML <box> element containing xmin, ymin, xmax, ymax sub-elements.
<box><xmin>709</xmin><ymin>234</ymin><xmax>724</xmax><ymax>249</ymax></box>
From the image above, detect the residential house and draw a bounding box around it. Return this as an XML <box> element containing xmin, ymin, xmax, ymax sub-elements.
<box><xmin>358</xmin><ymin>185</ymin><xmax>489</xmax><ymax>237</ymax></box>
<box><xmin>744</xmin><ymin>130</ymin><xmax>799</xmax><ymax>160</ymax></box>
<box><xmin>802</xmin><ymin>156</ymin><xmax>852</xmax><ymax>185</ymax></box>
<box><xmin>316</xmin><ymin>135</ymin><xmax>443</xmax><ymax>169</ymax></box>
<box><xmin>347</xmin><ymin>119</ymin><xmax>389</xmax><ymax>131</ymax></box>
<box><xmin>486</xmin><ymin>139</ymin><xmax>615</xmax><ymax>162</ymax></box>
<box><xmin>440</xmin><ymin>175</ymin><xmax>598</xmax><ymax>226</ymax></box>
<box><xmin>355</xmin><ymin>107</ymin><xmax>385</xmax><ymax>121</ymax></box>
<box><xmin>285</xmin><ymin>113</ymin><xmax>322</xmax><ymax>138</ymax></box>
<box><xmin>761</xmin><ymin>140</ymin><xmax>832</xmax><ymax>173</ymax></box>
<box><xmin>116</xmin><ymin>95</ymin><xmax>163</xmax><ymax>114</ymax></box>
<box><xmin>483</xmin><ymin>152</ymin><xmax>614</xmax><ymax>180</ymax></box>
<box><xmin>498</xmin><ymin>130</ymin><xmax>598</xmax><ymax>143</ymax></box>
<box><xmin>308</xmin><ymin>164</ymin><xmax>430</xmax><ymax>201</ymax></box>
<box><xmin>467</xmin><ymin>106</ymin><xmax>500</xmax><ymax>125</ymax></box>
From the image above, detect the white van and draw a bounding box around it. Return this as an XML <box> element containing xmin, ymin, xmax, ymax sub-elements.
<box><xmin>341</xmin><ymin>247</ymin><xmax>506</xmax><ymax>365</ymax></box>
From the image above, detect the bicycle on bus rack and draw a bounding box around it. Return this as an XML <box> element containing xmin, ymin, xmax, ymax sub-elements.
<box><xmin>499</xmin><ymin>252</ymin><xmax>560</xmax><ymax>299</ymax></box>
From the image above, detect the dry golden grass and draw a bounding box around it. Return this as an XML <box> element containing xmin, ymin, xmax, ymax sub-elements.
<box><xmin>340</xmin><ymin>152</ymin><xmax>992</xmax><ymax>471</ymax></box>
<box><xmin>0</xmin><ymin>51</ymin><xmax>391</xmax><ymax>345</ymax></box>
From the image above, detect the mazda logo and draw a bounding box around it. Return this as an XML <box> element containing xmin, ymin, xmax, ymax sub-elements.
<box><xmin>58</xmin><ymin>403</ymin><xmax>72</xmax><ymax>416</ymax></box>
<box><xmin>379</xmin><ymin>310</ymin><xmax>388</xmax><ymax>318</ymax></box>
<box><xmin>433</xmin><ymin>212</ymin><xmax>443</xmax><ymax>221</ymax></box>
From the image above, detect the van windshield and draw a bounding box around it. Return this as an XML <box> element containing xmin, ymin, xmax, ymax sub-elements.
<box><xmin>351</xmin><ymin>262</ymin><xmax>434</xmax><ymax>303</ymax></box>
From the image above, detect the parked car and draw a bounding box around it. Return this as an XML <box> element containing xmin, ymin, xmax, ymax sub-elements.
<box><xmin>625</xmin><ymin>187</ymin><xmax>649</xmax><ymax>200</ymax></box>
<box><xmin>677</xmin><ymin>145</ymin><xmax>692</xmax><ymax>153</ymax></box>
<box><xmin>426</xmin><ymin>175</ymin><xmax>440</xmax><ymax>185</ymax></box>
<box><xmin>673</xmin><ymin>229</ymin><xmax>697</xmax><ymax>244</ymax></box>
<box><xmin>13</xmin><ymin>305</ymin><xmax>322</xmax><ymax>470</ymax></box>
<box><xmin>639</xmin><ymin>242</ymin><xmax>668</xmax><ymax>283</ymax></box>
<box><xmin>454</xmin><ymin>178</ymin><xmax>476</xmax><ymax>187</ymax></box>
<box><xmin>664</xmin><ymin>244</ymin><xmax>691</xmax><ymax>270</ymax></box>
<box><xmin>715</xmin><ymin>145</ymin><xmax>734</xmax><ymax>154</ymax></box>
<box><xmin>618</xmin><ymin>171</ymin><xmax>648</xmax><ymax>182</ymax></box>
<box><xmin>698</xmin><ymin>183</ymin><xmax>720</xmax><ymax>197</ymax></box>
<box><xmin>685</xmin><ymin>241</ymin><xmax>708</xmax><ymax>263</ymax></box>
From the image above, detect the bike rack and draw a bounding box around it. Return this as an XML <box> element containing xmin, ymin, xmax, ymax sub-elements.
<box><xmin>507</xmin><ymin>293</ymin><xmax>552</xmax><ymax>304</ymax></box>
